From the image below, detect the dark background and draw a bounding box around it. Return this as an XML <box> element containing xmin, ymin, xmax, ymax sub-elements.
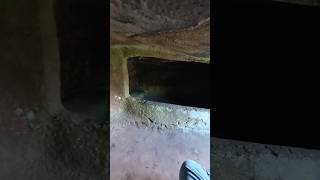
<box><xmin>54</xmin><ymin>0</ymin><xmax>108</xmax><ymax>100</ymax></box>
<box><xmin>212</xmin><ymin>0</ymin><xmax>320</xmax><ymax>149</ymax></box>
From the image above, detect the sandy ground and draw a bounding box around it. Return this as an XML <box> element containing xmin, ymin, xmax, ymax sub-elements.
<box><xmin>110</xmin><ymin>125</ymin><xmax>210</xmax><ymax>180</ymax></box>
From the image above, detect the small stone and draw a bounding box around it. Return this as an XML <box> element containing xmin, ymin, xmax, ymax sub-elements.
<box><xmin>15</xmin><ymin>108</ymin><xmax>24</xmax><ymax>116</ymax></box>
<box><xmin>114</xmin><ymin>96</ymin><xmax>122</xmax><ymax>100</ymax></box>
<box><xmin>26</xmin><ymin>111</ymin><xmax>35</xmax><ymax>121</ymax></box>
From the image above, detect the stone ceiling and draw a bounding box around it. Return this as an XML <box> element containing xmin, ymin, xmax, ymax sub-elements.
<box><xmin>110</xmin><ymin>0</ymin><xmax>211</xmax><ymax>58</ymax></box>
<box><xmin>109</xmin><ymin>0</ymin><xmax>319</xmax><ymax>58</ymax></box>
<box><xmin>110</xmin><ymin>0</ymin><xmax>210</xmax><ymax>34</ymax></box>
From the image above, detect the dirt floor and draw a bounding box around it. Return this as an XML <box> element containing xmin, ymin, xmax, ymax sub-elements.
<box><xmin>110</xmin><ymin>103</ymin><xmax>320</xmax><ymax>180</ymax></box>
<box><xmin>110</xmin><ymin>93</ymin><xmax>320</xmax><ymax>180</ymax></box>
<box><xmin>0</xmin><ymin>107</ymin><xmax>107</xmax><ymax>180</ymax></box>
<box><xmin>212</xmin><ymin>138</ymin><xmax>320</xmax><ymax>180</ymax></box>
<box><xmin>110</xmin><ymin>125</ymin><xmax>210</xmax><ymax>180</ymax></box>
<box><xmin>110</xmin><ymin>94</ymin><xmax>210</xmax><ymax>180</ymax></box>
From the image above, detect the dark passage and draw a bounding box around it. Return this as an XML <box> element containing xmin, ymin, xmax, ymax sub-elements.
<box><xmin>54</xmin><ymin>0</ymin><xmax>108</xmax><ymax>119</ymax></box>
<box><xmin>128</xmin><ymin>57</ymin><xmax>211</xmax><ymax>108</ymax></box>
<box><xmin>213</xmin><ymin>0</ymin><xmax>320</xmax><ymax>149</ymax></box>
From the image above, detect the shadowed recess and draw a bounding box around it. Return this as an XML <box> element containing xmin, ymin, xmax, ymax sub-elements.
<box><xmin>54</xmin><ymin>0</ymin><xmax>108</xmax><ymax>119</ymax></box>
<box><xmin>128</xmin><ymin>57</ymin><xmax>210</xmax><ymax>108</ymax></box>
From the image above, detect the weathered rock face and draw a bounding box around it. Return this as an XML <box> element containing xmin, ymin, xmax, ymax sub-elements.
<box><xmin>0</xmin><ymin>0</ymin><xmax>108</xmax><ymax>179</ymax></box>
<box><xmin>110</xmin><ymin>0</ymin><xmax>211</xmax><ymax>91</ymax></box>
<box><xmin>0</xmin><ymin>0</ymin><xmax>44</xmax><ymax>118</ymax></box>
<box><xmin>110</xmin><ymin>0</ymin><xmax>210</xmax><ymax>34</ymax></box>
<box><xmin>110</xmin><ymin>0</ymin><xmax>320</xmax><ymax>37</ymax></box>
<box><xmin>110</xmin><ymin>0</ymin><xmax>210</xmax><ymax>58</ymax></box>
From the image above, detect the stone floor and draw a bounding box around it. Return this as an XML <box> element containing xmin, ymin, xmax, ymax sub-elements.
<box><xmin>110</xmin><ymin>125</ymin><xmax>210</xmax><ymax>180</ymax></box>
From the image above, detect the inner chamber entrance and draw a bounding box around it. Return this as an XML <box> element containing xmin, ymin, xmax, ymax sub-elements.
<box><xmin>128</xmin><ymin>57</ymin><xmax>210</xmax><ymax>109</ymax></box>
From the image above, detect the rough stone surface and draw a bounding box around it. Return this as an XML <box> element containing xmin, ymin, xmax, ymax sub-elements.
<box><xmin>123</xmin><ymin>97</ymin><xmax>210</xmax><ymax>134</ymax></box>
<box><xmin>0</xmin><ymin>112</ymin><xmax>107</xmax><ymax>180</ymax></box>
<box><xmin>0</xmin><ymin>0</ymin><xmax>107</xmax><ymax>179</ymax></box>
<box><xmin>110</xmin><ymin>0</ymin><xmax>210</xmax><ymax>34</ymax></box>
<box><xmin>212</xmin><ymin>138</ymin><xmax>320</xmax><ymax>180</ymax></box>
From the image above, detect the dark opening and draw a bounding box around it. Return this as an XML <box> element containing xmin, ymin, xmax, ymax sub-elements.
<box><xmin>128</xmin><ymin>57</ymin><xmax>211</xmax><ymax>108</ymax></box>
<box><xmin>54</xmin><ymin>0</ymin><xmax>108</xmax><ymax>119</ymax></box>
<box><xmin>213</xmin><ymin>0</ymin><xmax>320</xmax><ymax>149</ymax></box>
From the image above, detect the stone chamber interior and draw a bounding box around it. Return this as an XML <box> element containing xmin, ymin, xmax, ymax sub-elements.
<box><xmin>54</xmin><ymin>0</ymin><xmax>108</xmax><ymax>120</ymax></box>
<box><xmin>110</xmin><ymin>55</ymin><xmax>211</xmax><ymax>179</ymax></box>
<box><xmin>109</xmin><ymin>0</ymin><xmax>211</xmax><ymax>178</ymax></box>
<box><xmin>213</xmin><ymin>0</ymin><xmax>320</xmax><ymax>149</ymax></box>
<box><xmin>3</xmin><ymin>0</ymin><xmax>320</xmax><ymax>179</ymax></box>
<box><xmin>127</xmin><ymin>57</ymin><xmax>211</xmax><ymax>109</ymax></box>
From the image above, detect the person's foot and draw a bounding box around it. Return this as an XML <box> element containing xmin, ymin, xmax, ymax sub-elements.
<box><xmin>206</xmin><ymin>168</ymin><xmax>210</xmax><ymax>176</ymax></box>
<box><xmin>179</xmin><ymin>160</ymin><xmax>210</xmax><ymax>180</ymax></box>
